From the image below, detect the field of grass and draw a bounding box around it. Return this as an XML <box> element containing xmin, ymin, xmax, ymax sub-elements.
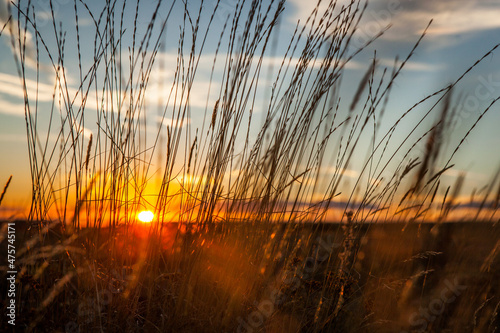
<box><xmin>1</xmin><ymin>220</ymin><xmax>499</xmax><ymax>332</ymax></box>
<box><xmin>1</xmin><ymin>0</ymin><xmax>500</xmax><ymax>332</ymax></box>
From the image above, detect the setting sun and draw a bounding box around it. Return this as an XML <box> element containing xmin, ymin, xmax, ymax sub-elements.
<box><xmin>137</xmin><ymin>210</ymin><xmax>154</xmax><ymax>223</ymax></box>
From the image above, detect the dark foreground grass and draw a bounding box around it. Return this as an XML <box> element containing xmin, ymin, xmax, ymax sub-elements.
<box><xmin>1</xmin><ymin>219</ymin><xmax>500</xmax><ymax>332</ymax></box>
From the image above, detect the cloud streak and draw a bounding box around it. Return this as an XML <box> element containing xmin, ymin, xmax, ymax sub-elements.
<box><xmin>287</xmin><ymin>0</ymin><xmax>500</xmax><ymax>47</ymax></box>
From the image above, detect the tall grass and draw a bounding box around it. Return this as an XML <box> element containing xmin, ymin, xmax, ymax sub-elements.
<box><xmin>2</xmin><ymin>0</ymin><xmax>500</xmax><ymax>331</ymax></box>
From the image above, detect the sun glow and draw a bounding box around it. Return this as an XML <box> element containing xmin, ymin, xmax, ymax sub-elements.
<box><xmin>138</xmin><ymin>210</ymin><xmax>154</xmax><ymax>223</ymax></box>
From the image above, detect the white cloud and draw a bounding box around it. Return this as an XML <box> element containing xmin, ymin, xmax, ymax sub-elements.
<box><xmin>286</xmin><ymin>0</ymin><xmax>353</xmax><ymax>26</ymax></box>
<box><xmin>440</xmin><ymin>168</ymin><xmax>487</xmax><ymax>181</ymax></box>
<box><xmin>0</xmin><ymin>72</ymin><xmax>55</xmax><ymax>102</ymax></box>
<box><xmin>0</xmin><ymin>71</ymin><xmax>110</xmax><ymax>118</ymax></box>
<box><xmin>324</xmin><ymin>166</ymin><xmax>360</xmax><ymax>179</ymax></box>
<box><xmin>0</xmin><ymin>71</ymin><xmax>92</xmax><ymax>117</ymax></box>
<box><xmin>414</xmin><ymin>8</ymin><xmax>500</xmax><ymax>36</ymax></box>
<box><xmin>0</xmin><ymin>0</ymin><xmax>43</xmax><ymax>70</ymax></box>
<box><xmin>146</xmin><ymin>50</ymin><xmax>363</xmax><ymax>113</ymax></box>
<box><xmin>287</xmin><ymin>0</ymin><xmax>500</xmax><ymax>48</ymax></box>
<box><xmin>378</xmin><ymin>58</ymin><xmax>444</xmax><ymax>72</ymax></box>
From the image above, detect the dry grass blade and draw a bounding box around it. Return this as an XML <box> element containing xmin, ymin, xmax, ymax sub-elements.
<box><xmin>426</xmin><ymin>164</ymin><xmax>454</xmax><ymax>185</ymax></box>
<box><xmin>0</xmin><ymin>175</ymin><xmax>12</xmax><ymax>207</ymax></box>
<box><xmin>40</xmin><ymin>271</ymin><xmax>75</xmax><ymax>309</ymax></box>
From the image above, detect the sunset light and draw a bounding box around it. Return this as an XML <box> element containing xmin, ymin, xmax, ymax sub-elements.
<box><xmin>137</xmin><ymin>210</ymin><xmax>154</xmax><ymax>223</ymax></box>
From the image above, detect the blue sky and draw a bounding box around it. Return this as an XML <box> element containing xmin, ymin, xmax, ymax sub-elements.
<box><xmin>1</xmin><ymin>0</ymin><xmax>500</xmax><ymax>215</ymax></box>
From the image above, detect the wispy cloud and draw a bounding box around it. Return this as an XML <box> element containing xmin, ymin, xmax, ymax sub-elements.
<box><xmin>0</xmin><ymin>0</ymin><xmax>49</xmax><ymax>70</ymax></box>
<box><xmin>440</xmin><ymin>168</ymin><xmax>487</xmax><ymax>181</ymax></box>
<box><xmin>0</xmin><ymin>71</ymin><xmax>111</xmax><ymax>118</ymax></box>
<box><xmin>0</xmin><ymin>72</ymin><xmax>55</xmax><ymax>102</ymax></box>
<box><xmin>413</xmin><ymin>7</ymin><xmax>500</xmax><ymax>36</ymax></box>
<box><xmin>287</xmin><ymin>0</ymin><xmax>500</xmax><ymax>47</ymax></box>
<box><xmin>323</xmin><ymin>166</ymin><xmax>360</xmax><ymax>179</ymax></box>
<box><xmin>147</xmin><ymin>50</ymin><xmax>363</xmax><ymax>114</ymax></box>
<box><xmin>0</xmin><ymin>71</ymin><xmax>83</xmax><ymax>117</ymax></box>
<box><xmin>378</xmin><ymin>58</ymin><xmax>444</xmax><ymax>72</ymax></box>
